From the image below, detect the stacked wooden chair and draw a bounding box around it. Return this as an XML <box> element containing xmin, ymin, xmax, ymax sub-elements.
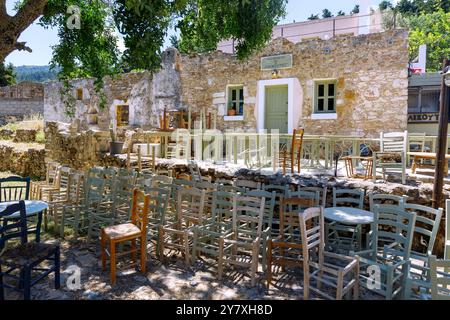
<box><xmin>427</xmin><ymin>256</ymin><xmax>450</xmax><ymax>300</ymax></box>
<box><xmin>299</xmin><ymin>207</ymin><xmax>359</xmax><ymax>300</ymax></box>
<box><xmin>279</xmin><ymin>128</ymin><xmax>304</xmax><ymax>175</ymax></box>
<box><xmin>355</xmin><ymin>204</ymin><xmax>416</xmax><ymax>299</ymax></box>
<box><xmin>217</xmin><ymin>195</ymin><xmax>265</xmax><ymax>286</ymax></box>
<box><xmin>158</xmin><ymin>187</ymin><xmax>207</xmax><ymax>264</ymax></box>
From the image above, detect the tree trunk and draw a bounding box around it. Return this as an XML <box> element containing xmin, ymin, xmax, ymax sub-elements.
<box><xmin>0</xmin><ymin>0</ymin><xmax>48</xmax><ymax>62</ymax></box>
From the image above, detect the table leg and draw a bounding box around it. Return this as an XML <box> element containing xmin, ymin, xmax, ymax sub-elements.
<box><xmin>411</xmin><ymin>156</ymin><xmax>417</xmax><ymax>174</ymax></box>
<box><xmin>35</xmin><ymin>211</ymin><xmax>43</xmax><ymax>243</ymax></box>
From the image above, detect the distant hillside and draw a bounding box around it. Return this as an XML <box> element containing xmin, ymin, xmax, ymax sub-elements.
<box><xmin>14</xmin><ymin>65</ymin><xmax>59</xmax><ymax>83</ymax></box>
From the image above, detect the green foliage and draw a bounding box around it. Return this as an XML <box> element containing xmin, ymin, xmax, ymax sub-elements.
<box><xmin>60</xmin><ymin>80</ymin><xmax>77</xmax><ymax>118</ymax></box>
<box><xmin>379</xmin><ymin>1</ymin><xmax>394</xmax><ymax>11</ymax></box>
<box><xmin>14</xmin><ymin>65</ymin><xmax>59</xmax><ymax>83</ymax></box>
<box><xmin>408</xmin><ymin>10</ymin><xmax>450</xmax><ymax>71</ymax></box>
<box><xmin>395</xmin><ymin>0</ymin><xmax>450</xmax><ymax>15</ymax></box>
<box><xmin>351</xmin><ymin>5</ymin><xmax>360</xmax><ymax>14</ymax></box>
<box><xmin>322</xmin><ymin>9</ymin><xmax>333</xmax><ymax>18</ymax></box>
<box><xmin>35</xmin><ymin>131</ymin><xmax>45</xmax><ymax>143</ymax></box>
<box><xmin>176</xmin><ymin>0</ymin><xmax>287</xmax><ymax>59</ymax></box>
<box><xmin>0</xmin><ymin>62</ymin><xmax>17</xmax><ymax>87</ymax></box>
<box><xmin>337</xmin><ymin>10</ymin><xmax>346</xmax><ymax>16</ymax></box>
<box><xmin>169</xmin><ymin>35</ymin><xmax>179</xmax><ymax>49</ymax></box>
<box><xmin>307</xmin><ymin>14</ymin><xmax>319</xmax><ymax>20</ymax></box>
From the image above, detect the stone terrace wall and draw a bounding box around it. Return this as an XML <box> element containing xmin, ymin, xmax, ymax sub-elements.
<box><xmin>179</xmin><ymin>29</ymin><xmax>409</xmax><ymax>137</ymax></box>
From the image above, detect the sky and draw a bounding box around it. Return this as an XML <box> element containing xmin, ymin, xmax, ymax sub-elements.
<box><xmin>4</xmin><ymin>0</ymin><xmax>393</xmax><ymax>67</ymax></box>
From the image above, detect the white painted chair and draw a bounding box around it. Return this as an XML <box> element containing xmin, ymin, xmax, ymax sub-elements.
<box><xmin>372</xmin><ymin>131</ymin><xmax>408</xmax><ymax>184</ymax></box>
<box><xmin>445</xmin><ymin>200</ymin><xmax>450</xmax><ymax>272</ymax></box>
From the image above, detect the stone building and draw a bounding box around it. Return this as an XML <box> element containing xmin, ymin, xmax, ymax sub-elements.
<box><xmin>0</xmin><ymin>81</ymin><xmax>44</xmax><ymax>124</ymax></box>
<box><xmin>44</xmin><ymin>29</ymin><xmax>409</xmax><ymax>138</ymax></box>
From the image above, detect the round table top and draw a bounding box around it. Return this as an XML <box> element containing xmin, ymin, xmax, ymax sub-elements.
<box><xmin>324</xmin><ymin>207</ymin><xmax>374</xmax><ymax>225</ymax></box>
<box><xmin>0</xmin><ymin>200</ymin><xmax>48</xmax><ymax>218</ymax></box>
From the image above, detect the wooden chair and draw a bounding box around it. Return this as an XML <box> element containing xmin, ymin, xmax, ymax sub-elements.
<box><xmin>158</xmin><ymin>187</ymin><xmax>206</xmax><ymax>264</ymax></box>
<box><xmin>266</xmin><ymin>196</ymin><xmax>316</xmax><ymax>290</ymax></box>
<box><xmin>368</xmin><ymin>193</ymin><xmax>404</xmax><ymax>212</ymax></box>
<box><xmin>0</xmin><ymin>201</ymin><xmax>60</xmax><ymax>300</ymax></box>
<box><xmin>0</xmin><ymin>176</ymin><xmax>31</xmax><ymax>202</ymax></box>
<box><xmin>101</xmin><ymin>188</ymin><xmax>149</xmax><ymax>285</ymax></box>
<box><xmin>111</xmin><ymin>172</ymin><xmax>137</xmax><ymax>223</ymax></box>
<box><xmin>280</xmin><ymin>128</ymin><xmax>305</xmax><ymax>174</ymax></box>
<box><xmin>327</xmin><ymin>188</ymin><xmax>365</xmax><ymax>253</ymax></box>
<box><xmin>300</xmin><ymin>186</ymin><xmax>328</xmax><ymax>207</ymax></box>
<box><xmin>46</xmin><ymin>166</ymin><xmax>72</xmax><ymax>228</ymax></box>
<box><xmin>192</xmin><ymin>191</ymin><xmax>235</xmax><ymax>263</ymax></box>
<box><xmin>60</xmin><ymin>176</ymin><xmax>105</xmax><ymax>238</ymax></box>
<box><xmin>31</xmin><ymin>162</ymin><xmax>60</xmax><ymax>201</ymax></box>
<box><xmin>299</xmin><ymin>207</ymin><xmax>359</xmax><ymax>300</ymax></box>
<box><xmin>428</xmin><ymin>256</ymin><xmax>450</xmax><ymax>300</ymax></box>
<box><xmin>244</xmin><ymin>190</ymin><xmax>276</xmax><ymax>271</ymax></box>
<box><xmin>151</xmin><ymin>175</ymin><xmax>173</xmax><ymax>188</ymax></box>
<box><xmin>144</xmin><ymin>187</ymin><xmax>170</xmax><ymax>257</ymax></box>
<box><xmin>218</xmin><ymin>195</ymin><xmax>265</xmax><ymax>286</ymax></box>
<box><xmin>372</xmin><ymin>131</ymin><xmax>408</xmax><ymax>184</ymax></box>
<box><xmin>355</xmin><ymin>205</ymin><xmax>416</xmax><ymax>299</ymax></box>
<box><xmin>403</xmin><ymin>202</ymin><xmax>443</xmax><ymax>299</ymax></box>
<box><xmin>234</xmin><ymin>180</ymin><xmax>261</xmax><ymax>193</ymax></box>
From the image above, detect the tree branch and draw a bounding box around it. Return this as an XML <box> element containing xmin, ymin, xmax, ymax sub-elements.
<box><xmin>13</xmin><ymin>0</ymin><xmax>48</xmax><ymax>34</ymax></box>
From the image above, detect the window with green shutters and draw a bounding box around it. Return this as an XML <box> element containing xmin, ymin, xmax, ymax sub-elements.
<box><xmin>314</xmin><ymin>80</ymin><xmax>337</xmax><ymax>113</ymax></box>
<box><xmin>227</xmin><ymin>86</ymin><xmax>244</xmax><ymax>115</ymax></box>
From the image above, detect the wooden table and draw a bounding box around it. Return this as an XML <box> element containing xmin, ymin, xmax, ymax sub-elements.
<box><xmin>342</xmin><ymin>156</ymin><xmax>373</xmax><ymax>180</ymax></box>
<box><xmin>408</xmin><ymin>152</ymin><xmax>450</xmax><ymax>174</ymax></box>
<box><xmin>0</xmin><ymin>200</ymin><xmax>48</xmax><ymax>243</ymax></box>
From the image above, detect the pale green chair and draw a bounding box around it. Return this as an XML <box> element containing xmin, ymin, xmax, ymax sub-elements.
<box><xmin>428</xmin><ymin>256</ymin><xmax>450</xmax><ymax>300</ymax></box>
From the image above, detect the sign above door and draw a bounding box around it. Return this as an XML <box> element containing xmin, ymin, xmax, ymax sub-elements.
<box><xmin>261</xmin><ymin>54</ymin><xmax>293</xmax><ymax>71</ymax></box>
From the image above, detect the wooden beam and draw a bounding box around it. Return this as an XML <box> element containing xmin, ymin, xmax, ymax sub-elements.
<box><xmin>432</xmin><ymin>59</ymin><xmax>450</xmax><ymax>209</ymax></box>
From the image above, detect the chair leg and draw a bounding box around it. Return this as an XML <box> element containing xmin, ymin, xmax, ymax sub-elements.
<box><xmin>218</xmin><ymin>237</ymin><xmax>224</xmax><ymax>281</ymax></box>
<box><xmin>23</xmin><ymin>266</ymin><xmax>31</xmax><ymax>301</ymax></box>
<box><xmin>54</xmin><ymin>246</ymin><xmax>61</xmax><ymax>290</ymax></box>
<box><xmin>0</xmin><ymin>264</ymin><xmax>4</xmax><ymax>300</ymax></box>
<box><xmin>110</xmin><ymin>241</ymin><xmax>117</xmax><ymax>285</ymax></box>
<box><xmin>101</xmin><ymin>231</ymin><xmax>107</xmax><ymax>271</ymax></box>
<box><xmin>131</xmin><ymin>239</ymin><xmax>137</xmax><ymax>265</ymax></box>
<box><xmin>266</xmin><ymin>240</ymin><xmax>272</xmax><ymax>289</ymax></box>
<box><xmin>140</xmin><ymin>236</ymin><xmax>146</xmax><ymax>274</ymax></box>
<box><xmin>251</xmin><ymin>243</ymin><xmax>259</xmax><ymax>287</ymax></box>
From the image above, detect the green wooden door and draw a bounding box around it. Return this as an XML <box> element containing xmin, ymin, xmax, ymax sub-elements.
<box><xmin>265</xmin><ymin>85</ymin><xmax>288</xmax><ymax>134</ymax></box>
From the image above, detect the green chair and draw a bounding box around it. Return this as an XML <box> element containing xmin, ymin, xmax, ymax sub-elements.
<box><xmin>428</xmin><ymin>256</ymin><xmax>450</xmax><ymax>300</ymax></box>
<box><xmin>61</xmin><ymin>176</ymin><xmax>105</xmax><ymax>239</ymax></box>
<box><xmin>445</xmin><ymin>200</ymin><xmax>450</xmax><ymax>272</ymax></box>
<box><xmin>369</xmin><ymin>193</ymin><xmax>404</xmax><ymax>212</ymax></box>
<box><xmin>301</xmin><ymin>186</ymin><xmax>328</xmax><ymax>207</ymax></box>
<box><xmin>192</xmin><ymin>191</ymin><xmax>235</xmax><ymax>263</ymax></box>
<box><xmin>145</xmin><ymin>187</ymin><xmax>170</xmax><ymax>257</ymax></box>
<box><xmin>327</xmin><ymin>188</ymin><xmax>365</xmax><ymax>253</ymax></box>
<box><xmin>403</xmin><ymin>202</ymin><xmax>443</xmax><ymax>299</ymax></box>
<box><xmin>355</xmin><ymin>205</ymin><xmax>416</xmax><ymax>300</ymax></box>
<box><xmin>262</xmin><ymin>184</ymin><xmax>289</xmax><ymax>238</ymax></box>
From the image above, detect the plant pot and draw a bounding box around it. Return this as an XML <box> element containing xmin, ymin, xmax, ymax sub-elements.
<box><xmin>228</xmin><ymin>109</ymin><xmax>236</xmax><ymax>116</ymax></box>
<box><xmin>110</xmin><ymin>141</ymin><xmax>124</xmax><ymax>155</ymax></box>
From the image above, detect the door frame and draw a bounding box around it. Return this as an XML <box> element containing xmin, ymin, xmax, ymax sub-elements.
<box><xmin>256</xmin><ymin>78</ymin><xmax>301</xmax><ymax>134</ymax></box>
<box><xmin>264</xmin><ymin>84</ymin><xmax>289</xmax><ymax>134</ymax></box>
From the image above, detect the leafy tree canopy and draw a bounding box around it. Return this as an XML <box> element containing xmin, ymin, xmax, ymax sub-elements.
<box><xmin>322</xmin><ymin>9</ymin><xmax>333</xmax><ymax>18</ymax></box>
<box><xmin>307</xmin><ymin>14</ymin><xmax>319</xmax><ymax>20</ymax></box>
<box><xmin>0</xmin><ymin>62</ymin><xmax>17</xmax><ymax>87</ymax></box>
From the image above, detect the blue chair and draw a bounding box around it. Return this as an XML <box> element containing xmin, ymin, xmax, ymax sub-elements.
<box><xmin>0</xmin><ymin>201</ymin><xmax>60</xmax><ymax>300</ymax></box>
<box><xmin>0</xmin><ymin>176</ymin><xmax>30</xmax><ymax>202</ymax></box>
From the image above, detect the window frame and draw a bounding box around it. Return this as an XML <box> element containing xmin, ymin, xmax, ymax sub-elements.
<box><xmin>313</xmin><ymin>79</ymin><xmax>337</xmax><ymax>114</ymax></box>
<box><xmin>227</xmin><ymin>85</ymin><xmax>244</xmax><ymax>116</ymax></box>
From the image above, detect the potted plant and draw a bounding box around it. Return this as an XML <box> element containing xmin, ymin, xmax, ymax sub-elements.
<box><xmin>227</xmin><ymin>104</ymin><xmax>237</xmax><ymax>116</ymax></box>
<box><xmin>109</xmin><ymin>121</ymin><xmax>124</xmax><ymax>154</ymax></box>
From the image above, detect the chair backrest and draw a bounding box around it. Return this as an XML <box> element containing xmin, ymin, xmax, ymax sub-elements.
<box><xmin>84</xmin><ymin>176</ymin><xmax>105</xmax><ymax>207</ymax></box>
<box><xmin>0</xmin><ymin>176</ymin><xmax>31</xmax><ymax>202</ymax></box>
<box><xmin>45</xmin><ymin>162</ymin><xmax>60</xmax><ymax>186</ymax></box>
<box><xmin>298</xmin><ymin>207</ymin><xmax>325</xmax><ymax>256</ymax></box>
<box><xmin>231</xmin><ymin>195</ymin><xmax>265</xmax><ymax>239</ymax></box>
<box><xmin>177</xmin><ymin>187</ymin><xmax>207</xmax><ymax>226</ymax></box>
<box><xmin>370</xmin><ymin>204</ymin><xmax>416</xmax><ymax>260</ymax></box>
<box><xmin>57</xmin><ymin>166</ymin><xmax>72</xmax><ymax>191</ymax></box>
<box><xmin>211</xmin><ymin>191</ymin><xmax>235</xmax><ymax>224</ymax></box>
<box><xmin>291</xmin><ymin>128</ymin><xmax>305</xmax><ymax>157</ymax></box>
<box><xmin>136</xmin><ymin>173</ymin><xmax>153</xmax><ymax>189</ymax></box>
<box><xmin>216</xmin><ymin>179</ymin><xmax>237</xmax><ymax>193</ymax></box>
<box><xmin>281</xmin><ymin>198</ymin><xmax>317</xmax><ymax>244</ymax></box>
<box><xmin>287</xmin><ymin>190</ymin><xmax>320</xmax><ymax>208</ymax></box>
<box><xmin>380</xmin><ymin>131</ymin><xmax>408</xmax><ymax>153</ymax></box>
<box><xmin>368</xmin><ymin>193</ymin><xmax>404</xmax><ymax>212</ymax></box>
<box><xmin>67</xmin><ymin>172</ymin><xmax>85</xmax><ymax>205</ymax></box>
<box><xmin>409</xmin><ymin>132</ymin><xmax>426</xmax><ymax>152</ymax></box>
<box><xmin>0</xmin><ymin>201</ymin><xmax>27</xmax><ymax>251</ymax></box>
<box><xmin>332</xmin><ymin>188</ymin><xmax>364</xmax><ymax>209</ymax></box>
<box><xmin>172</xmin><ymin>178</ymin><xmax>194</xmax><ymax>189</ymax></box>
<box><xmin>300</xmin><ymin>186</ymin><xmax>328</xmax><ymax>207</ymax></box>
<box><xmin>234</xmin><ymin>180</ymin><xmax>261</xmax><ymax>192</ymax></box>
<box><xmin>188</xmin><ymin>160</ymin><xmax>202</xmax><ymax>182</ymax></box>
<box><xmin>429</xmin><ymin>255</ymin><xmax>450</xmax><ymax>300</ymax></box>
<box><xmin>244</xmin><ymin>190</ymin><xmax>276</xmax><ymax>233</ymax></box>
<box><xmin>130</xmin><ymin>188</ymin><xmax>150</xmax><ymax>234</ymax></box>
<box><xmin>152</xmin><ymin>175</ymin><xmax>173</xmax><ymax>188</ymax></box>
<box><xmin>403</xmin><ymin>202</ymin><xmax>443</xmax><ymax>256</ymax></box>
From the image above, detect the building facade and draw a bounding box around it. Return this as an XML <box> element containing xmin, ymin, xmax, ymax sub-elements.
<box><xmin>44</xmin><ymin>29</ymin><xmax>409</xmax><ymax>138</ymax></box>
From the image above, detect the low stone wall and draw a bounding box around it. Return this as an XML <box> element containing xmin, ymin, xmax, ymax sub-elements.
<box><xmin>0</xmin><ymin>145</ymin><xmax>45</xmax><ymax>179</ymax></box>
<box><xmin>0</xmin><ymin>129</ymin><xmax>13</xmax><ymax>139</ymax></box>
<box><xmin>13</xmin><ymin>129</ymin><xmax>37</xmax><ymax>143</ymax></box>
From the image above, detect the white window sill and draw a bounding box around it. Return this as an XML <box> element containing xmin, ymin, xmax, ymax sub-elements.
<box><xmin>224</xmin><ymin>115</ymin><xmax>244</xmax><ymax>121</ymax></box>
<box><xmin>311</xmin><ymin>113</ymin><xmax>337</xmax><ymax>120</ymax></box>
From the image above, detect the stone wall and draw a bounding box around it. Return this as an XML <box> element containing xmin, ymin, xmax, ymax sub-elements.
<box><xmin>0</xmin><ymin>98</ymin><xmax>44</xmax><ymax>125</ymax></box>
<box><xmin>179</xmin><ymin>29</ymin><xmax>409</xmax><ymax>137</ymax></box>
<box><xmin>0</xmin><ymin>145</ymin><xmax>45</xmax><ymax>179</ymax></box>
<box><xmin>44</xmin><ymin>48</ymin><xmax>181</xmax><ymax>129</ymax></box>
<box><xmin>0</xmin><ymin>82</ymin><xmax>44</xmax><ymax>99</ymax></box>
